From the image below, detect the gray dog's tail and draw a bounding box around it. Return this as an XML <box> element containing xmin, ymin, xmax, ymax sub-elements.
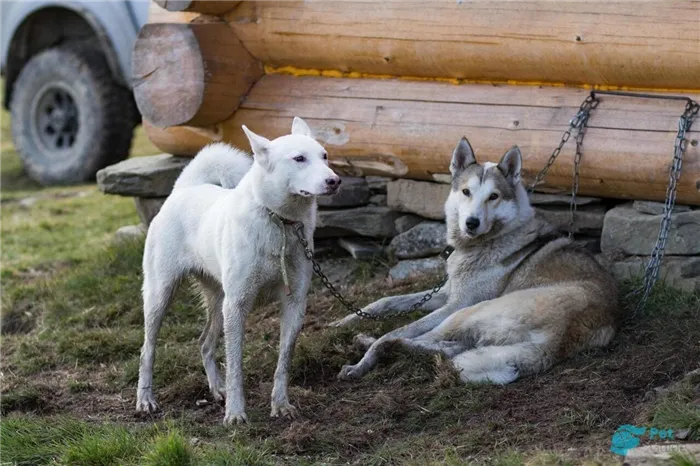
<box><xmin>172</xmin><ymin>142</ymin><xmax>254</xmax><ymax>191</ymax></box>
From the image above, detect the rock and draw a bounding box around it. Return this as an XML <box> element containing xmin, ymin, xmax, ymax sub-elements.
<box><xmin>387</xmin><ymin>179</ymin><xmax>449</xmax><ymax>220</ymax></box>
<box><xmin>115</xmin><ymin>224</ymin><xmax>146</xmax><ymax>242</ymax></box>
<box><xmin>573</xmin><ymin>236</ymin><xmax>601</xmax><ymax>254</ymax></box>
<box><xmin>608</xmin><ymin>256</ymin><xmax>700</xmax><ymax>292</ymax></box>
<box><xmin>366</xmin><ymin>176</ymin><xmax>392</xmax><ymax>194</ymax></box>
<box><xmin>134</xmin><ymin>197</ymin><xmax>167</xmax><ymax>226</ymax></box>
<box><xmin>337</xmin><ymin>238</ymin><xmax>384</xmax><ymax>259</ymax></box>
<box><xmin>316</xmin><ymin>206</ymin><xmax>401</xmax><ymax>238</ymax></box>
<box><xmin>529</xmin><ymin>192</ymin><xmax>601</xmax><ymax>206</ymax></box>
<box><xmin>369</xmin><ymin>194</ymin><xmax>387</xmax><ymax>206</ymax></box>
<box><xmin>389</xmin><ymin>257</ymin><xmax>444</xmax><ymax>285</ymax></box>
<box><xmin>535</xmin><ymin>205</ymin><xmax>607</xmax><ymax>235</ymax></box>
<box><xmin>97</xmin><ymin>154</ymin><xmax>190</xmax><ymax>197</ymax></box>
<box><xmin>624</xmin><ymin>443</ymin><xmax>700</xmax><ymax>465</ymax></box>
<box><xmin>633</xmin><ymin>200</ymin><xmax>692</xmax><ymax>216</ymax></box>
<box><xmin>394</xmin><ymin>215</ymin><xmax>424</xmax><ymax>234</ymax></box>
<box><xmin>317</xmin><ymin>177</ymin><xmax>370</xmax><ymax>208</ymax></box>
<box><xmin>389</xmin><ymin>222</ymin><xmax>447</xmax><ymax>259</ymax></box>
<box><xmin>602</xmin><ymin>203</ymin><xmax>700</xmax><ymax>256</ymax></box>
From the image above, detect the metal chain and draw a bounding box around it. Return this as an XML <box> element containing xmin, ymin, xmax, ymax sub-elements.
<box><xmin>527</xmin><ymin>93</ymin><xmax>600</xmax><ymax>237</ymax></box>
<box><xmin>291</xmin><ymin>223</ymin><xmax>450</xmax><ymax>321</ymax></box>
<box><xmin>629</xmin><ymin>98</ymin><xmax>700</xmax><ymax>314</ymax></box>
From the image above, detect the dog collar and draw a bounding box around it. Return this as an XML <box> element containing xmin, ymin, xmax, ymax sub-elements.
<box><xmin>440</xmin><ymin>245</ymin><xmax>455</xmax><ymax>261</ymax></box>
<box><xmin>267</xmin><ymin>209</ymin><xmax>299</xmax><ymax>226</ymax></box>
<box><xmin>267</xmin><ymin>208</ymin><xmax>303</xmax><ymax>297</ymax></box>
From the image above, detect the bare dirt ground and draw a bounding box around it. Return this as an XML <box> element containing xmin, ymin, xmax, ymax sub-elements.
<box><xmin>3</xmin><ymin>244</ymin><xmax>699</xmax><ymax>464</ymax></box>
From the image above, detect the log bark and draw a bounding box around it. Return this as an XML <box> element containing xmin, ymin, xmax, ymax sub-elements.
<box><xmin>143</xmin><ymin>75</ymin><xmax>700</xmax><ymax>205</ymax></box>
<box><xmin>154</xmin><ymin>0</ymin><xmax>239</xmax><ymax>15</ymax></box>
<box><xmin>226</xmin><ymin>1</ymin><xmax>700</xmax><ymax>90</ymax></box>
<box><xmin>132</xmin><ymin>22</ymin><xmax>263</xmax><ymax>127</ymax></box>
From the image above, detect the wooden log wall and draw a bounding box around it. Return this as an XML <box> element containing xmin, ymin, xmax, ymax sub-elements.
<box><xmin>144</xmin><ymin>75</ymin><xmax>700</xmax><ymax>204</ymax></box>
<box><xmin>135</xmin><ymin>1</ymin><xmax>700</xmax><ymax>205</ymax></box>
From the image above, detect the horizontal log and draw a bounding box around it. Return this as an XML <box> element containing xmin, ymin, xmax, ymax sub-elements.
<box><xmin>133</xmin><ymin>22</ymin><xmax>263</xmax><ymax>127</ymax></box>
<box><xmin>154</xmin><ymin>0</ymin><xmax>239</xmax><ymax>15</ymax></box>
<box><xmin>143</xmin><ymin>75</ymin><xmax>700</xmax><ymax>205</ymax></box>
<box><xmin>224</xmin><ymin>1</ymin><xmax>700</xmax><ymax>90</ymax></box>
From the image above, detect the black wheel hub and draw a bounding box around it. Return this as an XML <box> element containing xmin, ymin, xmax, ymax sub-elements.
<box><xmin>33</xmin><ymin>85</ymin><xmax>79</xmax><ymax>152</ymax></box>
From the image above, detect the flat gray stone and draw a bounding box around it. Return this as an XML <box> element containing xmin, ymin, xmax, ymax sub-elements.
<box><xmin>317</xmin><ymin>177</ymin><xmax>370</xmax><ymax>208</ymax></box>
<box><xmin>633</xmin><ymin>200</ymin><xmax>692</xmax><ymax>216</ymax></box>
<box><xmin>316</xmin><ymin>206</ymin><xmax>401</xmax><ymax>238</ymax></box>
<box><xmin>115</xmin><ymin>224</ymin><xmax>146</xmax><ymax>242</ymax></box>
<box><xmin>609</xmin><ymin>256</ymin><xmax>700</xmax><ymax>292</ymax></box>
<box><xmin>337</xmin><ymin>238</ymin><xmax>384</xmax><ymax>259</ymax></box>
<box><xmin>134</xmin><ymin>197</ymin><xmax>167</xmax><ymax>226</ymax></box>
<box><xmin>369</xmin><ymin>194</ymin><xmax>387</xmax><ymax>206</ymax></box>
<box><xmin>602</xmin><ymin>203</ymin><xmax>700</xmax><ymax>256</ymax></box>
<box><xmin>387</xmin><ymin>179</ymin><xmax>450</xmax><ymax>220</ymax></box>
<box><xmin>389</xmin><ymin>257</ymin><xmax>444</xmax><ymax>285</ymax></box>
<box><xmin>535</xmin><ymin>205</ymin><xmax>607</xmax><ymax>235</ymax></box>
<box><xmin>389</xmin><ymin>222</ymin><xmax>447</xmax><ymax>259</ymax></box>
<box><xmin>394</xmin><ymin>215</ymin><xmax>424</xmax><ymax>234</ymax></box>
<box><xmin>624</xmin><ymin>443</ymin><xmax>700</xmax><ymax>465</ymax></box>
<box><xmin>528</xmin><ymin>192</ymin><xmax>601</xmax><ymax>206</ymax></box>
<box><xmin>97</xmin><ymin>154</ymin><xmax>190</xmax><ymax>197</ymax></box>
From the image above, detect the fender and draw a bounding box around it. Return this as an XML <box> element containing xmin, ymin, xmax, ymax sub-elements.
<box><xmin>1</xmin><ymin>0</ymin><xmax>145</xmax><ymax>90</ymax></box>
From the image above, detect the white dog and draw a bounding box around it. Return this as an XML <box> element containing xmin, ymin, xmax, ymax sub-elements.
<box><xmin>135</xmin><ymin>117</ymin><xmax>340</xmax><ymax>424</ymax></box>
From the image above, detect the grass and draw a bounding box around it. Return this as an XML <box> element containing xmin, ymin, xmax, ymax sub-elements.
<box><xmin>2</xmin><ymin>82</ymin><xmax>700</xmax><ymax>464</ymax></box>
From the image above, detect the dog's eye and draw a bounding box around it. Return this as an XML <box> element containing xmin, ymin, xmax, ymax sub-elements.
<box><xmin>489</xmin><ymin>193</ymin><xmax>499</xmax><ymax>201</ymax></box>
<box><xmin>462</xmin><ymin>188</ymin><xmax>471</xmax><ymax>197</ymax></box>
<box><xmin>293</xmin><ymin>155</ymin><xmax>306</xmax><ymax>163</ymax></box>
<box><xmin>323</xmin><ymin>152</ymin><xmax>328</xmax><ymax>160</ymax></box>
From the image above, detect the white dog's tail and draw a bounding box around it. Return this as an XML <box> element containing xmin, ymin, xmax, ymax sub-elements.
<box><xmin>172</xmin><ymin>142</ymin><xmax>253</xmax><ymax>191</ymax></box>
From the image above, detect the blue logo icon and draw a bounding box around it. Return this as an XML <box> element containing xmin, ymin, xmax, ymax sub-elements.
<box><xmin>610</xmin><ymin>425</ymin><xmax>674</xmax><ymax>455</ymax></box>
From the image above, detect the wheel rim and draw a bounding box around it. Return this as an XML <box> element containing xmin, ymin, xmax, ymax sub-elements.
<box><xmin>32</xmin><ymin>84</ymin><xmax>79</xmax><ymax>153</ymax></box>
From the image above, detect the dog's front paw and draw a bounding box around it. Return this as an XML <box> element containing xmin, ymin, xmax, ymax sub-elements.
<box><xmin>135</xmin><ymin>390</ymin><xmax>159</xmax><ymax>413</ymax></box>
<box><xmin>337</xmin><ymin>364</ymin><xmax>364</xmax><ymax>381</ymax></box>
<box><xmin>327</xmin><ymin>314</ymin><xmax>360</xmax><ymax>328</ymax></box>
<box><xmin>223</xmin><ymin>411</ymin><xmax>248</xmax><ymax>425</ymax></box>
<box><xmin>270</xmin><ymin>402</ymin><xmax>299</xmax><ymax>419</ymax></box>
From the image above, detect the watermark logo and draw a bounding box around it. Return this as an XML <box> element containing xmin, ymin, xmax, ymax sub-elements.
<box><xmin>610</xmin><ymin>424</ymin><xmax>674</xmax><ymax>455</ymax></box>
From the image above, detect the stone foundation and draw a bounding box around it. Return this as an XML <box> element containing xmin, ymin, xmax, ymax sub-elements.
<box><xmin>96</xmin><ymin>155</ymin><xmax>700</xmax><ymax>292</ymax></box>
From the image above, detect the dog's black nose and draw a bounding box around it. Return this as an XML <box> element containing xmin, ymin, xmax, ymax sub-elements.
<box><xmin>326</xmin><ymin>177</ymin><xmax>341</xmax><ymax>187</ymax></box>
<box><xmin>466</xmin><ymin>217</ymin><xmax>480</xmax><ymax>231</ymax></box>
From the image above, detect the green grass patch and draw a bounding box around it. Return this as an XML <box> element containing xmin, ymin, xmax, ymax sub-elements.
<box><xmin>0</xmin><ymin>417</ymin><xmax>278</xmax><ymax>466</ymax></box>
<box><xmin>652</xmin><ymin>371</ymin><xmax>700</xmax><ymax>440</ymax></box>
<box><xmin>142</xmin><ymin>430</ymin><xmax>193</xmax><ymax>466</ymax></box>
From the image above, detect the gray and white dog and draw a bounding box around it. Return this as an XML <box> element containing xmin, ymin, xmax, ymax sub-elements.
<box><xmin>332</xmin><ymin>137</ymin><xmax>621</xmax><ymax>384</ymax></box>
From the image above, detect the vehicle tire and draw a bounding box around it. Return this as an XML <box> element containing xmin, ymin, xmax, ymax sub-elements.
<box><xmin>10</xmin><ymin>44</ymin><xmax>135</xmax><ymax>185</ymax></box>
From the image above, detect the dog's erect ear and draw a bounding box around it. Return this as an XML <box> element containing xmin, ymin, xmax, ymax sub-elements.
<box><xmin>450</xmin><ymin>137</ymin><xmax>477</xmax><ymax>176</ymax></box>
<box><xmin>291</xmin><ymin>117</ymin><xmax>313</xmax><ymax>138</ymax></box>
<box><xmin>242</xmin><ymin>125</ymin><xmax>271</xmax><ymax>168</ymax></box>
<box><xmin>497</xmin><ymin>146</ymin><xmax>523</xmax><ymax>184</ymax></box>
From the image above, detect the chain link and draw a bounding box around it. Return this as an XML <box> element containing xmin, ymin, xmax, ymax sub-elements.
<box><xmin>629</xmin><ymin>98</ymin><xmax>700</xmax><ymax>314</ymax></box>
<box><xmin>527</xmin><ymin>93</ymin><xmax>599</xmax><ymax>237</ymax></box>
<box><xmin>291</xmin><ymin>223</ymin><xmax>449</xmax><ymax>321</ymax></box>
